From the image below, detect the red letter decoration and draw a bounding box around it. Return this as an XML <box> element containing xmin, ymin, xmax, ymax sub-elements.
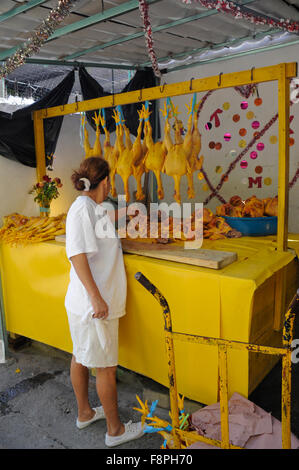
<box><xmin>210</xmin><ymin>108</ymin><xmax>223</xmax><ymax>128</ymax></box>
<box><xmin>248</xmin><ymin>176</ymin><xmax>262</xmax><ymax>189</ymax></box>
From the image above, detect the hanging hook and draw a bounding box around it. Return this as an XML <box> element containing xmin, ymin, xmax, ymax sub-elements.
<box><xmin>138</xmin><ymin>87</ymin><xmax>143</xmax><ymax>101</ymax></box>
<box><xmin>44</xmin><ymin>108</ymin><xmax>48</xmax><ymax>118</ymax></box>
<box><xmin>160</xmin><ymin>82</ymin><xmax>166</xmax><ymax>93</ymax></box>
<box><xmin>251</xmin><ymin>67</ymin><xmax>255</xmax><ymax>82</ymax></box>
<box><xmin>112</xmin><ymin>94</ymin><xmax>115</xmax><ymax>106</ymax></box>
<box><xmin>60</xmin><ymin>104</ymin><xmax>65</xmax><ymax>112</ymax></box>
<box><xmin>189</xmin><ymin>77</ymin><xmax>194</xmax><ymax>91</ymax></box>
<box><xmin>75</xmin><ymin>95</ymin><xmax>79</xmax><ymax>112</ymax></box>
<box><xmin>256</xmin><ymin>85</ymin><xmax>260</xmax><ymax>98</ymax></box>
<box><xmin>218</xmin><ymin>72</ymin><xmax>223</xmax><ymax>87</ymax></box>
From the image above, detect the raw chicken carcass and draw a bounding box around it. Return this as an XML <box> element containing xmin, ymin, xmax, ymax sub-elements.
<box><xmin>106</xmin><ymin>110</ymin><xmax>125</xmax><ymax>198</ymax></box>
<box><xmin>99</xmin><ymin>112</ymin><xmax>113</xmax><ymax>163</ymax></box>
<box><xmin>81</xmin><ymin>115</ymin><xmax>93</xmax><ymax>159</ymax></box>
<box><xmin>143</xmin><ymin>105</ymin><xmax>167</xmax><ymax>200</ymax></box>
<box><xmin>132</xmin><ymin>109</ymin><xmax>146</xmax><ymax>201</ymax></box>
<box><xmin>124</xmin><ymin>123</ymin><xmax>133</xmax><ymax>151</ymax></box>
<box><xmin>115</xmin><ymin>116</ymin><xmax>136</xmax><ymax>203</ymax></box>
<box><xmin>162</xmin><ymin>106</ymin><xmax>192</xmax><ymax>204</ymax></box>
<box><xmin>91</xmin><ymin>112</ymin><xmax>103</xmax><ymax>158</ymax></box>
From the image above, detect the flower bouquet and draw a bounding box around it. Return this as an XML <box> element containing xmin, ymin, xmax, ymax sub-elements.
<box><xmin>29</xmin><ymin>175</ymin><xmax>63</xmax><ymax>216</ymax></box>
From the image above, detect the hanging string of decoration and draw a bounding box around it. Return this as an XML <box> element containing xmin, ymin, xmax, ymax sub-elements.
<box><xmin>289</xmin><ymin>167</ymin><xmax>299</xmax><ymax>189</ymax></box>
<box><xmin>0</xmin><ymin>0</ymin><xmax>76</xmax><ymax>79</ymax></box>
<box><xmin>181</xmin><ymin>0</ymin><xmax>299</xmax><ymax>34</ymax></box>
<box><xmin>138</xmin><ymin>0</ymin><xmax>162</xmax><ymax>78</ymax></box>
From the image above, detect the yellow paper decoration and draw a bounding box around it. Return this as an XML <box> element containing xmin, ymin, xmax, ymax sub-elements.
<box><xmin>246</xmin><ymin>111</ymin><xmax>254</xmax><ymax>119</ymax></box>
<box><xmin>264</xmin><ymin>177</ymin><xmax>272</xmax><ymax>186</ymax></box>
<box><xmin>270</xmin><ymin>135</ymin><xmax>278</xmax><ymax>144</ymax></box>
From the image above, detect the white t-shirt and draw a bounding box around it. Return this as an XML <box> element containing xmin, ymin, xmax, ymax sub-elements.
<box><xmin>64</xmin><ymin>195</ymin><xmax>127</xmax><ymax>321</ymax></box>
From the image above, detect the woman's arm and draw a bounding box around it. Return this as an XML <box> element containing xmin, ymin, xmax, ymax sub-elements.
<box><xmin>70</xmin><ymin>253</ymin><xmax>109</xmax><ymax>319</ymax></box>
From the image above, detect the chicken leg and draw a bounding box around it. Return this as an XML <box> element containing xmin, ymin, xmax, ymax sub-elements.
<box><xmin>81</xmin><ymin>115</ymin><xmax>93</xmax><ymax>159</ymax></box>
<box><xmin>132</xmin><ymin>109</ymin><xmax>146</xmax><ymax>201</ymax></box>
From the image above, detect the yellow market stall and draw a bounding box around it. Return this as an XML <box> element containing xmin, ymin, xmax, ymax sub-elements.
<box><xmin>1</xmin><ymin>63</ymin><xmax>298</xmax><ymax>406</ymax></box>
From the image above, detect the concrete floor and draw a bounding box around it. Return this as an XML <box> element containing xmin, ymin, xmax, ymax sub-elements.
<box><xmin>0</xmin><ymin>340</ymin><xmax>174</xmax><ymax>450</ymax></box>
<box><xmin>1</xmin><ymin>314</ymin><xmax>299</xmax><ymax>450</ymax></box>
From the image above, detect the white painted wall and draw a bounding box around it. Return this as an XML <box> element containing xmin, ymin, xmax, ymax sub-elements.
<box><xmin>0</xmin><ymin>42</ymin><xmax>298</xmax><ymax>233</ymax></box>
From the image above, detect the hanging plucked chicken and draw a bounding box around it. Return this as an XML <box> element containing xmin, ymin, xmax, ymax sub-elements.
<box><xmin>142</xmin><ymin>103</ymin><xmax>168</xmax><ymax>200</ymax></box>
<box><xmin>81</xmin><ymin>112</ymin><xmax>102</xmax><ymax>159</ymax></box>
<box><xmin>162</xmin><ymin>99</ymin><xmax>192</xmax><ymax>204</ymax></box>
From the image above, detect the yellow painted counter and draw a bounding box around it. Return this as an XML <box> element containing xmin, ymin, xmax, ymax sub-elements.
<box><xmin>0</xmin><ymin>236</ymin><xmax>298</xmax><ymax>405</ymax></box>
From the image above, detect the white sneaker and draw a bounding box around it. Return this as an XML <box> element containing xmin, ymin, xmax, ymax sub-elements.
<box><xmin>105</xmin><ymin>421</ymin><xmax>144</xmax><ymax>447</ymax></box>
<box><xmin>76</xmin><ymin>406</ymin><xmax>105</xmax><ymax>429</ymax></box>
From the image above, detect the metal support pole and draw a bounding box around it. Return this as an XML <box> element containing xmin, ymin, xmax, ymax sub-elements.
<box><xmin>218</xmin><ymin>344</ymin><xmax>230</xmax><ymax>448</ymax></box>
<box><xmin>135</xmin><ymin>272</ymin><xmax>181</xmax><ymax>448</ymax></box>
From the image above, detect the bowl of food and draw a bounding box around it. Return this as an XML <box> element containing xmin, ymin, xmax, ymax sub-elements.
<box><xmin>223</xmin><ymin>216</ymin><xmax>277</xmax><ymax>236</ymax></box>
<box><xmin>217</xmin><ymin>195</ymin><xmax>278</xmax><ymax>236</ymax></box>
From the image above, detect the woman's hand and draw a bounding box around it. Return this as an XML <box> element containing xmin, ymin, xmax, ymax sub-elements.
<box><xmin>91</xmin><ymin>294</ymin><xmax>109</xmax><ymax>320</ymax></box>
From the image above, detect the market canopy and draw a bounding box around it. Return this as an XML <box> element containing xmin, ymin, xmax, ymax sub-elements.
<box><xmin>1</xmin><ymin>0</ymin><xmax>299</xmax><ymax>83</ymax></box>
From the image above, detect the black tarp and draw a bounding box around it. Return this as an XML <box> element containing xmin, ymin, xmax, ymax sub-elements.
<box><xmin>0</xmin><ymin>70</ymin><xmax>75</xmax><ymax>167</ymax></box>
<box><xmin>79</xmin><ymin>67</ymin><xmax>161</xmax><ymax>139</ymax></box>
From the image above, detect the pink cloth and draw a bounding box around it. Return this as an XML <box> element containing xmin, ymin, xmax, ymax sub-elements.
<box><xmin>187</xmin><ymin>392</ymin><xmax>299</xmax><ymax>449</ymax></box>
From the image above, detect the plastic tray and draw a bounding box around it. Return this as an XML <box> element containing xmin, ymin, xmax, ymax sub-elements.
<box><xmin>223</xmin><ymin>216</ymin><xmax>277</xmax><ymax>236</ymax></box>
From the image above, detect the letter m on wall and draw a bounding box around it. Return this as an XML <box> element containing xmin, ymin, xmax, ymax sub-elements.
<box><xmin>248</xmin><ymin>176</ymin><xmax>262</xmax><ymax>189</ymax></box>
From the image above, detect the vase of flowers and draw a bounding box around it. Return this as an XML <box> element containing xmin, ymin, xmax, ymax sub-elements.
<box><xmin>29</xmin><ymin>175</ymin><xmax>63</xmax><ymax>217</ymax></box>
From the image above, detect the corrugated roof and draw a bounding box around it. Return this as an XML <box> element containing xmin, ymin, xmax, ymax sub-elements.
<box><xmin>1</xmin><ymin>0</ymin><xmax>299</xmax><ymax>94</ymax></box>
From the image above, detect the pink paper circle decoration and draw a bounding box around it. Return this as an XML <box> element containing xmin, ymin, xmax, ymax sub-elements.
<box><xmin>252</xmin><ymin>121</ymin><xmax>260</xmax><ymax>129</ymax></box>
<box><xmin>241</xmin><ymin>101</ymin><xmax>248</xmax><ymax>110</ymax></box>
<box><xmin>250</xmin><ymin>151</ymin><xmax>258</xmax><ymax>160</ymax></box>
<box><xmin>257</xmin><ymin>142</ymin><xmax>265</xmax><ymax>151</ymax></box>
<box><xmin>224</xmin><ymin>133</ymin><xmax>231</xmax><ymax>141</ymax></box>
<box><xmin>240</xmin><ymin>160</ymin><xmax>248</xmax><ymax>169</ymax></box>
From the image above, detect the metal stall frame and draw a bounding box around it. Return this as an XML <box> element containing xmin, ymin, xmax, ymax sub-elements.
<box><xmin>32</xmin><ymin>62</ymin><xmax>296</xmax><ymax>330</ymax></box>
<box><xmin>135</xmin><ymin>272</ymin><xmax>299</xmax><ymax>450</ymax></box>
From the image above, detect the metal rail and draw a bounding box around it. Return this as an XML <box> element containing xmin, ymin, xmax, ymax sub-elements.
<box><xmin>135</xmin><ymin>271</ymin><xmax>299</xmax><ymax>449</ymax></box>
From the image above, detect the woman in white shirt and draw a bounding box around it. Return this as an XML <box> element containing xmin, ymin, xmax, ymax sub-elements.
<box><xmin>65</xmin><ymin>156</ymin><xmax>143</xmax><ymax>447</ymax></box>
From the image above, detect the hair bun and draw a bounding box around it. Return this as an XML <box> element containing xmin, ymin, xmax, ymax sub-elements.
<box><xmin>71</xmin><ymin>157</ymin><xmax>110</xmax><ymax>192</ymax></box>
